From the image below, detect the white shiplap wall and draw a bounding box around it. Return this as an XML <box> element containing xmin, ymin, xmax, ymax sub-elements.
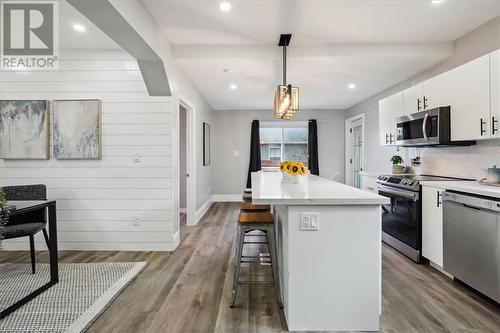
<box><xmin>0</xmin><ymin>51</ymin><xmax>175</xmax><ymax>251</ymax></box>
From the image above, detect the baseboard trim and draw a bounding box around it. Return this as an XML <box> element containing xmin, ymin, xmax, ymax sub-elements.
<box><xmin>172</xmin><ymin>230</ymin><xmax>180</xmax><ymax>248</ymax></box>
<box><xmin>195</xmin><ymin>197</ymin><xmax>214</xmax><ymax>223</ymax></box>
<box><xmin>211</xmin><ymin>194</ymin><xmax>242</xmax><ymax>202</ymax></box>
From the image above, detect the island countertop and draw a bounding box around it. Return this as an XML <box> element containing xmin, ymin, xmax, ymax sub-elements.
<box><xmin>251</xmin><ymin>172</ymin><xmax>389</xmax><ymax>205</ymax></box>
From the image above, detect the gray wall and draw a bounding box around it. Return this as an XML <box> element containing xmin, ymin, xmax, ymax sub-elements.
<box><xmin>345</xmin><ymin>16</ymin><xmax>500</xmax><ymax>177</ymax></box>
<box><xmin>212</xmin><ymin>109</ymin><xmax>345</xmax><ymax>195</ymax></box>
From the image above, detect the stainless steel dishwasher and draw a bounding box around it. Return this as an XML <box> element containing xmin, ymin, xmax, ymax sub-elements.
<box><xmin>442</xmin><ymin>191</ymin><xmax>500</xmax><ymax>303</ymax></box>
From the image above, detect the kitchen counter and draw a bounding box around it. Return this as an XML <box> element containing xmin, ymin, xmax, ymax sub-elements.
<box><xmin>420</xmin><ymin>180</ymin><xmax>500</xmax><ymax>199</ymax></box>
<box><xmin>252</xmin><ymin>172</ymin><xmax>388</xmax><ymax>205</ymax></box>
<box><xmin>251</xmin><ymin>172</ymin><xmax>386</xmax><ymax>332</ymax></box>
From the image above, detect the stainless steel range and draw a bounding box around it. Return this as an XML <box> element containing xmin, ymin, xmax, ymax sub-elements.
<box><xmin>376</xmin><ymin>174</ymin><xmax>457</xmax><ymax>263</ymax></box>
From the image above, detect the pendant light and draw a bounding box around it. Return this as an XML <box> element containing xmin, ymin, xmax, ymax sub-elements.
<box><xmin>273</xmin><ymin>34</ymin><xmax>299</xmax><ymax>120</ymax></box>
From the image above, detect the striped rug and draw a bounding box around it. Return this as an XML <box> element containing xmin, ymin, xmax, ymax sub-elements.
<box><xmin>0</xmin><ymin>262</ymin><xmax>147</xmax><ymax>332</ymax></box>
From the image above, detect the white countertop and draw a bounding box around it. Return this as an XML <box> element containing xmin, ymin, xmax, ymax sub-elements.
<box><xmin>251</xmin><ymin>172</ymin><xmax>389</xmax><ymax>205</ymax></box>
<box><xmin>421</xmin><ymin>180</ymin><xmax>500</xmax><ymax>199</ymax></box>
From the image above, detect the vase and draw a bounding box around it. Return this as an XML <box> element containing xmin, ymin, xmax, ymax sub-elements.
<box><xmin>281</xmin><ymin>172</ymin><xmax>302</xmax><ymax>184</ymax></box>
<box><xmin>392</xmin><ymin>165</ymin><xmax>404</xmax><ymax>174</ymax></box>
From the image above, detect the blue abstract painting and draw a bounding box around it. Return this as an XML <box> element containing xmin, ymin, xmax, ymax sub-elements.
<box><xmin>0</xmin><ymin>100</ymin><xmax>49</xmax><ymax>159</ymax></box>
<box><xmin>53</xmin><ymin>100</ymin><xmax>101</xmax><ymax>160</ymax></box>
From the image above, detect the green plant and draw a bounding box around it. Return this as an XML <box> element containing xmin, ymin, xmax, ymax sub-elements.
<box><xmin>390</xmin><ymin>155</ymin><xmax>404</xmax><ymax>166</ymax></box>
<box><xmin>0</xmin><ymin>189</ymin><xmax>9</xmax><ymax>245</ymax></box>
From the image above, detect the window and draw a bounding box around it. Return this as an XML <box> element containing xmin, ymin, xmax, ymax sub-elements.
<box><xmin>260</xmin><ymin>125</ymin><xmax>308</xmax><ymax>168</ymax></box>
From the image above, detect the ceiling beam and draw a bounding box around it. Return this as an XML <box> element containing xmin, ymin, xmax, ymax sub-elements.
<box><xmin>173</xmin><ymin>42</ymin><xmax>453</xmax><ymax>59</ymax></box>
<box><xmin>66</xmin><ymin>0</ymin><xmax>171</xmax><ymax>96</ymax></box>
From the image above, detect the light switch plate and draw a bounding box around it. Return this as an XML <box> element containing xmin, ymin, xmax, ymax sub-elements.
<box><xmin>233</xmin><ymin>150</ymin><xmax>239</xmax><ymax>157</ymax></box>
<box><xmin>301</xmin><ymin>212</ymin><xmax>319</xmax><ymax>231</ymax></box>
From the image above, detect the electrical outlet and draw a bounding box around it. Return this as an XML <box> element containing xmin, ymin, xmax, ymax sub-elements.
<box><xmin>133</xmin><ymin>152</ymin><xmax>141</xmax><ymax>163</ymax></box>
<box><xmin>133</xmin><ymin>215</ymin><xmax>141</xmax><ymax>226</ymax></box>
<box><xmin>301</xmin><ymin>213</ymin><xmax>319</xmax><ymax>231</ymax></box>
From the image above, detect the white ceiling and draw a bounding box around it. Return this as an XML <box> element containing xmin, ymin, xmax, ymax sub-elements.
<box><xmin>59</xmin><ymin>0</ymin><xmax>121</xmax><ymax>50</ymax></box>
<box><xmin>142</xmin><ymin>0</ymin><xmax>500</xmax><ymax>110</ymax></box>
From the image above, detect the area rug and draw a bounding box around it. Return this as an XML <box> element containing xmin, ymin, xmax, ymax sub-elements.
<box><xmin>0</xmin><ymin>262</ymin><xmax>147</xmax><ymax>332</ymax></box>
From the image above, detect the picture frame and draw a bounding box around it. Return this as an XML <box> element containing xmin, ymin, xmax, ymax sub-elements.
<box><xmin>0</xmin><ymin>100</ymin><xmax>50</xmax><ymax>159</ymax></box>
<box><xmin>203</xmin><ymin>122</ymin><xmax>210</xmax><ymax>166</ymax></box>
<box><xmin>53</xmin><ymin>99</ymin><xmax>102</xmax><ymax>160</ymax></box>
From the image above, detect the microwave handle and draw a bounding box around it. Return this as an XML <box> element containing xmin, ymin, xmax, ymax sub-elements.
<box><xmin>422</xmin><ymin>113</ymin><xmax>429</xmax><ymax>141</ymax></box>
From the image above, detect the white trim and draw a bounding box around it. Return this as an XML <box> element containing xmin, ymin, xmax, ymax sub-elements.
<box><xmin>345</xmin><ymin>113</ymin><xmax>365</xmax><ymax>187</ymax></box>
<box><xmin>177</xmin><ymin>94</ymin><xmax>197</xmax><ymax>227</ymax></box>
<box><xmin>66</xmin><ymin>262</ymin><xmax>148</xmax><ymax>333</ymax></box>
<box><xmin>195</xmin><ymin>197</ymin><xmax>214</xmax><ymax>222</ymax></box>
<box><xmin>211</xmin><ymin>194</ymin><xmax>242</xmax><ymax>202</ymax></box>
<box><xmin>172</xmin><ymin>231</ymin><xmax>180</xmax><ymax>248</ymax></box>
<box><xmin>261</xmin><ymin>120</ymin><xmax>308</xmax><ymax>128</ymax></box>
<box><xmin>429</xmin><ymin>261</ymin><xmax>454</xmax><ymax>279</ymax></box>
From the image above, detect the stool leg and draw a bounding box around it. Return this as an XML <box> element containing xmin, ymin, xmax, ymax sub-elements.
<box><xmin>266</xmin><ymin>226</ymin><xmax>283</xmax><ymax>308</ymax></box>
<box><xmin>231</xmin><ymin>225</ymin><xmax>245</xmax><ymax>308</ymax></box>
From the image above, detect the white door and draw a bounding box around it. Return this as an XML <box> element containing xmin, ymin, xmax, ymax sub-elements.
<box><xmin>379</xmin><ymin>92</ymin><xmax>403</xmax><ymax>146</ymax></box>
<box><xmin>403</xmin><ymin>84</ymin><xmax>424</xmax><ymax>115</ymax></box>
<box><xmin>345</xmin><ymin>115</ymin><xmax>364</xmax><ymax>187</ymax></box>
<box><xmin>422</xmin><ymin>186</ymin><xmax>444</xmax><ymax>267</ymax></box>
<box><xmin>423</xmin><ymin>72</ymin><xmax>451</xmax><ymax>110</ymax></box>
<box><xmin>450</xmin><ymin>54</ymin><xmax>491</xmax><ymax>141</ymax></box>
<box><xmin>491</xmin><ymin>50</ymin><xmax>500</xmax><ymax>138</ymax></box>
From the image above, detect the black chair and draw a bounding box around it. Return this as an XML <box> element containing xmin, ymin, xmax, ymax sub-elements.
<box><xmin>2</xmin><ymin>185</ymin><xmax>50</xmax><ymax>274</ymax></box>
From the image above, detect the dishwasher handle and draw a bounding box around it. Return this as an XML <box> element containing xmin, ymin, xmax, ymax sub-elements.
<box><xmin>442</xmin><ymin>191</ymin><xmax>500</xmax><ymax>213</ymax></box>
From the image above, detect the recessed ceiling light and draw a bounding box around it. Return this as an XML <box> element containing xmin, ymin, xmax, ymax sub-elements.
<box><xmin>219</xmin><ymin>2</ymin><xmax>231</xmax><ymax>11</ymax></box>
<box><xmin>348</xmin><ymin>83</ymin><xmax>356</xmax><ymax>90</ymax></box>
<box><xmin>230</xmin><ymin>84</ymin><xmax>238</xmax><ymax>90</ymax></box>
<box><xmin>431</xmin><ymin>0</ymin><xmax>442</xmax><ymax>4</ymax></box>
<box><xmin>223</xmin><ymin>68</ymin><xmax>233</xmax><ymax>73</ymax></box>
<box><xmin>73</xmin><ymin>24</ymin><xmax>86</xmax><ymax>32</ymax></box>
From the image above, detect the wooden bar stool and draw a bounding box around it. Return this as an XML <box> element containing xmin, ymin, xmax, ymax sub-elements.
<box><xmin>240</xmin><ymin>202</ymin><xmax>270</xmax><ymax>212</ymax></box>
<box><xmin>242</xmin><ymin>192</ymin><xmax>252</xmax><ymax>202</ymax></box>
<box><xmin>230</xmin><ymin>212</ymin><xmax>282</xmax><ymax>308</ymax></box>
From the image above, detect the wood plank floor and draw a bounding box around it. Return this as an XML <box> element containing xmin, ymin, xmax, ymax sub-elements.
<box><xmin>1</xmin><ymin>202</ymin><xmax>499</xmax><ymax>332</ymax></box>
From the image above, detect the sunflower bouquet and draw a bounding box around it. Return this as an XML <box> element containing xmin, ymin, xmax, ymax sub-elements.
<box><xmin>280</xmin><ymin>161</ymin><xmax>307</xmax><ymax>183</ymax></box>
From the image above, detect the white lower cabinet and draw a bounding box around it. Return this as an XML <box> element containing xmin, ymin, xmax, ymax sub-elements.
<box><xmin>361</xmin><ymin>175</ymin><xmax>378</xmax><ymax>194</ymax></box>
<box><xmin>422</xmin><ymin>185</ymin><xmax>444</xmax><ymax>267</ymax></box>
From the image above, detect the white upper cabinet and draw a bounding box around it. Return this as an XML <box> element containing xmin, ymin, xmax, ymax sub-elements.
<box><xmin>423</xmin><ymin>72</ymin><xmax>451</xmax><ymax>110</ymax></box>
<box><xmin>450</xmin><ymin>53</ymin><xmax>491</xmax><ymax>141</ymax></box>
<box><xmin>491</xmin><ymin>50</ymin><xmax>500</xmax><ymax>138</ymax></box>
<box><xmin>379</xmin><ymin>92</ymin><xmax>403</xmax><ymax>146</ymax></box>
<box><xmin>403</xmin><ymin>84</ymin><xmax>424</xmax><ymax>115</ymax></box>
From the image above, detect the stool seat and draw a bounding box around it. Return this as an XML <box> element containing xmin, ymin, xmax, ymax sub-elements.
<box><xmin>240</xmin><ymin>202</ymin><xmax>270</xmax><ymax>212</ymax></box>
<box><xmin>238</xmin><ymin>212</ymin><xmax>274</xmax><ymax>224</ymax></box>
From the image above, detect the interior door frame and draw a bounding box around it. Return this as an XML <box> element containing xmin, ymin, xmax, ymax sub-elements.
<box><xmin>345</xmin><ymin>113</ymin><xmax>365</xmax><ymax>187</ymax></box>
<box><xmin>176</xmin><ymin>95</ymin><xmax>197</xmax><ymax>233</ymax></box>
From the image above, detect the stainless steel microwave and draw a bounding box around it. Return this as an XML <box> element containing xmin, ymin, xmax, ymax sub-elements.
<box><xmin>396</xmin><ymin>106</ymin><xmax>475</xmax><ymax>147</ymax></box>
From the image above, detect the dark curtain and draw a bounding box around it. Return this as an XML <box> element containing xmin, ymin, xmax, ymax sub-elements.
<box><xmin>246</xmin><ymin>120</ymin><xmax>262</xmax><ymax>188</ymax></box>
<box><xmin>308</xmin><ymin>119</ymin><xmax>319</xmax><ymax>175</ymax></box>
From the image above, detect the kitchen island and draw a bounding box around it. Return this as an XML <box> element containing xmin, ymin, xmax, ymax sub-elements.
<box><xmin>251</xmin><ymin>172</ymin><xmax>389</xmax><ymax>332</ymax></box>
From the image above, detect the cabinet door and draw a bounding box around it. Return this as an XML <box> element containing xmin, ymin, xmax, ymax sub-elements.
<box><xmin>491</xmin><ymin>50</ymin><xmax>500</xmax><ymax>138</ymax></box>
<box><xmin>450</xmin><ymin>54</ymin><xmax>491</xmax><ymax>141</ymax></box>
<box><xmin>422</xmin><ymin>186</ymin><xmax>444</xmax><ymax>266</ymax></box>
<box><xmin>423</xmin><ymin>72</ymin><xmax>450</xmax><ymax>110</ymax></box>
<box><xmin>361</xmin><ymin>175</ymin><xmax>378</xmax><ymax>194</ymax></box>
<box><xmin>403</xmin><ymin>84</ymin><xmax>424</xmax><ymax>115</ymax></box>
<box><xmin>379</xmin><ymin>92</ymin><xmax>403</xmax><ymax>145</ymax></box>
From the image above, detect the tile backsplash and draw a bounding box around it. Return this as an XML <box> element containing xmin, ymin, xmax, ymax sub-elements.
<box><xmin>405</xmin><ymin>140</ymin><xmax>500</xmax><ymax>180</ymax></box>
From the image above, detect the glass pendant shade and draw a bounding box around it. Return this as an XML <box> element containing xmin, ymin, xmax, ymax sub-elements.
<box><xmin>273</xmin><ymin>84</ymin><xmax>299</xmax><ymax>119</ymax></box>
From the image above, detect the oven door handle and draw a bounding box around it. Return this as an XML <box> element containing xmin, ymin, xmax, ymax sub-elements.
<box><xmin>422</xmin><ymin>113</ymin><xmax>429</xmax><ymax>141</ymax></box>
<box><xmin>377</xmin><ymin>184</ymin><xmax>419</xmax><ymax>201</ymax></box>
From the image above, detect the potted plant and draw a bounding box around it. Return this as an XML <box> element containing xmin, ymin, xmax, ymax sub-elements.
<box><xmin>0</xmin><ymin>189</ymin><xmax>9</xmax><ymax>247</ymax></box>
<box><xmin>390</xmin><ymin>155</ymin><xmax>404</xmax><ymax>174</ymax></box>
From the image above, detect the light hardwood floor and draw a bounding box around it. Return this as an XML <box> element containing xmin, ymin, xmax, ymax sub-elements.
<box><xmin>1</xmin><ymin>202</ymin><xmax>499</xmax><ymax>332</ymax></box>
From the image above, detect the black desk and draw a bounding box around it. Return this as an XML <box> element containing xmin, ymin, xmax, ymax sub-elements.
<box><xmin>0</xmin><ymin>200</ymin><xmax>58</xmax><ymax>319</ymax></box>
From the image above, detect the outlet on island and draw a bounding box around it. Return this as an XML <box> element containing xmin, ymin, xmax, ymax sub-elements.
<box><xmin>301</xmin><ymin>213</ymin><xmax>319</xmax><ymax>231</ymax></box>
<box><xmin>133</xmin><ymin>215</ymin><xmax>141</xmax><ymax>226</ymax></box>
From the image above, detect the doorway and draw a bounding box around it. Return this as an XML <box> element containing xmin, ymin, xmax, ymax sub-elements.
<box><xmin>345</xmin><ymin>114</ymin><xmax>365</xmax><ymax>188</ymax></box>
<box><xmin>179</xmin><ymin>105</ymin><xmax>188</xmax><ymax>239</ymax></box>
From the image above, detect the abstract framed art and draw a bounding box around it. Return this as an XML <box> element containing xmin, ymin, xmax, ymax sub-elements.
<box><xmin>53</xmin><ymin>99</ymin><xmax>101</xmax><ymax>160</ymax></box>
<box><xmin>203</xmin><ymin>122</ymin><xmax>210</xmax><ymax>166</ymax></box>
<box><xmin>0</xmin><ymin>100</ymin><xmax>49</xmax><ymax>159</ymax></box>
